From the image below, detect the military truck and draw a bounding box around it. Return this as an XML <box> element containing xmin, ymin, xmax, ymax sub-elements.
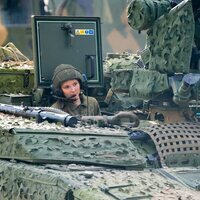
<box><xmin>0</xmin><ymin>0</ymin><xmax>199</xmax><ymax>199</ymax></box>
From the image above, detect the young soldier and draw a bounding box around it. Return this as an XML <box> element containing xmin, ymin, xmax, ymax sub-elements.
<box><xmin>51</xmin><ymin>64</ymin><xmax>101</xmax><ymax>116</ymax></box>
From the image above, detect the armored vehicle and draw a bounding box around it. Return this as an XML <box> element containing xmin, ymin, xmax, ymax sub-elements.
<box><xmin>0</xmin><ymin>0</ymin><xmax>200</xmax><ymax>199</ymax></box>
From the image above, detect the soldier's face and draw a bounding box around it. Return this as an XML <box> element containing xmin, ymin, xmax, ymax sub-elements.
<box><xmin>61</xmin><ymin>79</ymin><xmax>81</xmax><ymax>102</ymax></box>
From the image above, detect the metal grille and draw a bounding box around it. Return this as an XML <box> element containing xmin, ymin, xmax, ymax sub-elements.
<box><xmin>142</xmin><ymin>122</ymin><xmax>200</xmax><ymax>167</ymax></box>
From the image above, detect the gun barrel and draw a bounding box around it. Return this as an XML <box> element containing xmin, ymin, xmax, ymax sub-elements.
<box><xmin>39</xmin><ymin>111</ymin><xmax>78</xmax><ymax>127</ymax></box>
<box><xmin>0</xmin><ymin>103</ymin><xmax>77</xmax><ymax>127</ymax></box>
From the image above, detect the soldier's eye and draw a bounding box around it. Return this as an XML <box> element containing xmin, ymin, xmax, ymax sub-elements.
<box><xmin>73</xmin><ymin>82</ymin><xmax>78</xmax><ymax>87</ymax></box>
<box><xmin>63</xmin><ymin>85</ymin><xmax>70</xmax><ymax>90</ymax></box>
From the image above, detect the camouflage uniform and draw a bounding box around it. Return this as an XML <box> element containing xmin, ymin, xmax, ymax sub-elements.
<box><xmin>51</xmin><ymin>64</ymin><xmax>101</xmax><ymax>116</ymax></box>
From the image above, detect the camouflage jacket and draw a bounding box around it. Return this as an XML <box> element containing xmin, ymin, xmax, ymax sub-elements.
<box><xmin>51</xmin><ymin>94</ymin><xmax>101</xmax><ymax>116</ymax></box>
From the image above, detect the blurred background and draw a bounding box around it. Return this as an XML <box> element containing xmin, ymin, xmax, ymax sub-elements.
<box><xmin>0</xmin><ymin>0</ymin><xmax>145</xmax><ymax>59</ymax></box>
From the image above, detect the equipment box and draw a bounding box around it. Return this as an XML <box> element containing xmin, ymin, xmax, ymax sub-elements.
<box><xmin>0</xmin><ymin>63</ymin><xmax>34</xmax><ymax>95</ymax></box>
<box><xmin>32</xmin><ymin>16</ymin><xmax>103</xmax><ymax>88</ymax></box>
<box><xmin>0</xmin><ymin>94</ymin><xmax>32</xmax><ymax>106</ymax></box>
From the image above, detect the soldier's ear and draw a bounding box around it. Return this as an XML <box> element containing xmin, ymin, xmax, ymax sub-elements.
<box><xmin>50</xmin><ymin>84</ymin><xmax>63</xmax><ymax>97</ymax></box>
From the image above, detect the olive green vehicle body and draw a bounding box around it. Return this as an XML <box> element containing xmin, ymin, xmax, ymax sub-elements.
<box><xmin>0</xmin><ymin>0</ymin><xmax>200</xmax><ymax>200</ymax></box>
<box><xmin>0</xmin><ymin>115</ymin><xmax>200</xmax><ymax>200</ymax></box>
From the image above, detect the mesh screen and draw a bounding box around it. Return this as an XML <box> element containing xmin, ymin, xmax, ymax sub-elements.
<box><xmin>142</xmin><ymin>122</ymin><xmax>200</xmax><ymax>167</ymax></box>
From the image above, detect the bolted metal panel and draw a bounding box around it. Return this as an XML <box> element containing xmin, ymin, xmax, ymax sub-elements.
<box><xmin>0</xmin><ymin>128</ymin><xmax>145</xmax><ymax>168</ymax></box>
<box><xmin>32</xmin><ymin>16</ymin><xmax>103</xmax><ymax>88</ymax></box>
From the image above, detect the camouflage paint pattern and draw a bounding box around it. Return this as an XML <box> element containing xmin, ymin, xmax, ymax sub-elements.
<box><xmin>0</xmin><ymin>1</ymin><xmax>199</xmax><ymax>199</ymax></box>
<box><xmin>0</xmin><ymin>113</ymin><xmax>199</xmax><ymax>199</ymax></box>
<box><xmin>146</xmin><ymin>0</ymin><xmax>194</xmax><ymax>74</ymax></box>
<box><xmin>129</xmin><ymin>68</ymin><xmax>169</xmax><ymax>98</ymax></box>
<box><xmin>128</xmin><ymin>0</ymin><xmax>195</xmax><ymax>74</ymax></box>
<box><xmin>0</xmin><ymin>127</ymin><xmax>145</xmax><ymax>168</ymax></box>
<box><xmin>0</xmin><ymin>62</ymin><xmax>34</xmax><ymax>94</ymax></box>
<box><xmin>127</xmin><ymin>0</ymin><xmax>171</xmax><ymax>31</ymax></box>
<box><xmin>105</xmin><ymin>0</ymin><xmax>198</xmax><ymax>109</ymax></box>
<box><xmin>105</xmin><ymin>52</ymin><xmax>169</xmax><ymax>99</ymax></box>
<box><xmin>0</xmin><ymin>159</ymin><xmax>200</xmax><ymax>200</ymax></box>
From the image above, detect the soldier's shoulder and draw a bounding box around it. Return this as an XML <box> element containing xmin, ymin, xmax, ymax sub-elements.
<box><xmin>51</xmin><ymin>100</ymin><xmax>63</xmax><ymax>108</ymax></box>
<box><xmin>87</xmin><ymin>96</ymin><xmax>98</xmax><ymax>103</ymax></box>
